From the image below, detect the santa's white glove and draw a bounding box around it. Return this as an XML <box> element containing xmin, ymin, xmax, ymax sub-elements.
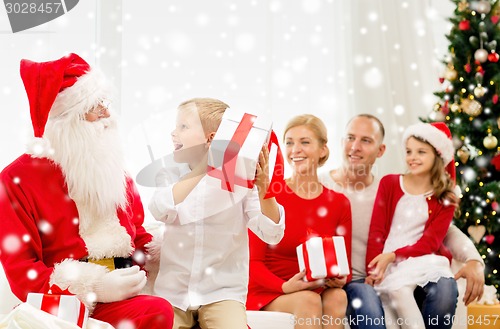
<box><xmin>93</xmin><ymin>266</ymin><xmax>147</xmax><ymax>303</ymax></box>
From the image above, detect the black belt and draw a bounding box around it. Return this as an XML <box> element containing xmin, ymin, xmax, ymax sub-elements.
<box><xmin>80</xmin><ymin>257</ymin><xmax>133</xmax><ymax>271</ymax></box>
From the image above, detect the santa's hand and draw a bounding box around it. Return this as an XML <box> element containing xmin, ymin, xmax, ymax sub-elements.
<box><xmin>93</xmin><ymin>266</ymin><xmax>147</xmax><ymax>303</ymax></box>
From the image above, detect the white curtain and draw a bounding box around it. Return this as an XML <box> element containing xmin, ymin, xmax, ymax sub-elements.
<box><xmin>0</xmin><ymin>0</ymin><xmax>453</xmax><ymax>219</ymax></box>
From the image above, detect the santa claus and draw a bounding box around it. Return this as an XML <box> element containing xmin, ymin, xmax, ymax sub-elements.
<box><xmin>0</xmin><ymin>53</ymin><xmax>173</xmax><ymax>328</ymax></box>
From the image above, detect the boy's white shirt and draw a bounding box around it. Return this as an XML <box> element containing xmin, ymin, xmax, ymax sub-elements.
<box><xmin>149</xmin><ymin>163</ymin><xmax>285</xmax><ymax>311</ymax></box>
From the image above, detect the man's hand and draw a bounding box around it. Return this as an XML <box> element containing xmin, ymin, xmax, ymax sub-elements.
<box><xmin>282</xmin><ymin>270</ymin><xmax>324</xmax><ymax>294</ymax></box>
<box><xmin>454</xmin><ymin>260</ymin><xmax>485</xmax><ymax>306</ymax></box>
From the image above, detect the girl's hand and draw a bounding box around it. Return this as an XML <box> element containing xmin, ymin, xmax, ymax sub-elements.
<box><xmin>324</xmin><ymin>276</ymin><xmax>347</xmax><ymax>288</ymax></box>
<box><xmin>364</xmin><ymin>276</ymin><xmax>376</xmax><ymax>286</ymax></box>
<box><xmin>366</xmin><ymin>252</ymin><xmax>395</xmax><ymax>285</ymax></box>
<box><xmin>282</xmin><ymin>270</ymin><xmax>324</xmax><ymax>294</ymax></box>
<box><xmin>255</xmin><ymin>143</ymin><xmax>270</xmax><ymax>198</ymax></box>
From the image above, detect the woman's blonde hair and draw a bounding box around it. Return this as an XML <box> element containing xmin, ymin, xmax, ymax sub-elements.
<box><xmin>283</xmin><ymin>114</ymin><xmax>329</xmax><ymax>167</ymax></box>
<box><xmin>178</xmin><ymin>98</ymin><xmax>229</xmax><ymax>134</ymax></box>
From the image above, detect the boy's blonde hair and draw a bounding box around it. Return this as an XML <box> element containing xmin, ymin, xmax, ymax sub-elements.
<box><xmin>283</xmin><ymin>114</ymin><xmax>330</xmax><ymax>167</ymax></box>
<box><xmin>178</xmin><ymin>98</ymin><xmax>229</xmax><ymax>135</ymax></box>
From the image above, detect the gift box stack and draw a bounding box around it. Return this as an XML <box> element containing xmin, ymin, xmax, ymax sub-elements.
<box><xmin>27</xmin><ymin>286</ymin><xmax>89</xmax><ymax>328</ymax></box>
<box><xmin>296</xmin><ymin>236</ymin><xmax>350</xmax><ymax>282</ymax></box>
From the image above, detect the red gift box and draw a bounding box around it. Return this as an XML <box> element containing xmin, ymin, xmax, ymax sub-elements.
<box><xmin>296</xmin><ymin>236</ymin><xmax>350</xmax><ymax>282</ymax></box>
<box><xmin>207</xmin><ymin>109</ymin><xmax>283</xmax><ymax>198</ymax></box>
<box><xmin>26</xmin><ymin>286</ymin><xmax>88</xmax><ymax>328</ymax></box>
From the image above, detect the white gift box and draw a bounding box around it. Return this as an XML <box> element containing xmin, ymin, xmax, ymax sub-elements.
<box><xmin>208</xmin><ymin>109</ymin><xmax>272</xmax><ymax>192</ymax></box>
<box><xmin>296</xmin><ymin>236</ymin><xmax>350</xmax><ymax>282</ymax></box>
<box><xmin>27</xmin><ymin>292</ymin><xmax>89</xmax><ymax>328</ymax></box>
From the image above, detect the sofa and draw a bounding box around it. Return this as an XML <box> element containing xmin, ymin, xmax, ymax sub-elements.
<box><xmin>0</xmin><ymin>258</ymin><xmax>470</xmax><ymax>329</ymax></box>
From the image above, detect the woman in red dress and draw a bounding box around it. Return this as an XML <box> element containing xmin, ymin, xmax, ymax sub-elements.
<box><xmin>247</xmin><ymin>114</ymin><xmax>352</xmax><ymax>329</ymax></box>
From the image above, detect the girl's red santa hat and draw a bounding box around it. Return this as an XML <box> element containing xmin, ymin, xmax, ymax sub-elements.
<box><xmin>402</xmin><ymin>122</ymin><xmax>456</xmax><ymax>184</ymax></box>
<box><xmin>20</xmin><ymin>53</ymin><xmax>110</xmax><ymax>138</ymax></box>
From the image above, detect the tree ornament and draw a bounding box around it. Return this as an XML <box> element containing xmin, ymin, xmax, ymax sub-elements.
<box><xmin>452</xmin><ymin>136</ymin><xmax>464</xmax><ymax>149</ymax></box>
<box><xmin>488</xmin><ymin>52</ymin><xmax>500</xmax><ymax>62</ymax></box>
<box><xmin>485</xmin><ymin>234</ymin><xmax>495</xmax><ymax>245</ymax></box>
<box><xmin>491</xmin><ymin>15</ymin><xmax>500</xmax><ymax>25</ymax></box>
<box><xmin>459</xmin><ymin>20</ymin><xmax>471</xmax><ymax>31</ymax></box>
<box><xmin>444</xmin><ymin>66</ymin><xmax>458</xmax><ymax>81</ymax></box>
<box><xmin>450</xmin><ymin>102</ymin><xmax>461</xmax><ymax>112</ymax></box>
<box><xmin>441</xmin><ymin>101</ymin><xmax>450</xmax><ymax>115</ymax></box>
<box><xmin>469</xmin><ymin>36</ymin><xmax>479</xmax><ymax>48</ymax></box>
<box><xmin>467</xmin><ymin>225</ymin><xmax>486</xmax><ymax>243</ymax></box>
<box><xmin>483</xmin><ymin>133</ymin><xmax>498</xmax><ymax>149</ymax></box>
<box><xmin>474</xmin><ymin>85</ymin><xmax>487</xmax><ymax>97</ymax></box>
<box><xmin>493</xmin><ymin>94</ymin><xmax>499</xmax><ymax>104</ymax></box>
<box><xmin>474</xmin><ymin>0</ymin><xmax>492</xmax><ymax>14</ymax></box>
<box><xmin>475</xmin><ymin>49</ymin><xmax>489</xmax><ymax>63</ymax></box>
<box><xmin>497</xmin><ymin>116</ymin><xmax>500</xmax><ymax>129</ymax></box>
<box><xmin>458</xmin><ymin>0</ymin><xmax>469</xmax><ymax>12</ymax></box>
<box><xmin>457</xmin><ymin>146</ymin><xmax>471</xmax><ymax>163</ymax></box>
<box><xmin>461</xmin><ymin>98</ymin><xmax>483</xmax><ymax>116</ymax></box>
<box><xmin>428</xmin><ymin>110</ymin><xmax>446</xmax><ymax>122</ymax></box>
<box><xmin>487</xmin><ymin>40</ymin><xmax>497</xmax><ymax>51</ymax></box>
<box><xmin>458</xmin><ymin>0</ymin><xmax>469</xmax><ymax>11</ymax></box>
<box><xmin>492</xmin><ymin>201</ymin><xmax>499</xmax><ymax>211</ymax></box>
<box><xmin>492</xmin><ymin>153</ymin><xmax>500</xmax><ymax>171</ymax></box>
<box><xmin>464</xmin><ymin>63</ymin><xmax>472</xmax><ymax>73</ymax></box>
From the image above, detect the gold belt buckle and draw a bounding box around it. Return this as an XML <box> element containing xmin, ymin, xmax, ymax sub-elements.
<box><xmin>88</xmin><ymin>258</ymin><xmax>115</xmax><ymax>271</ymax></box>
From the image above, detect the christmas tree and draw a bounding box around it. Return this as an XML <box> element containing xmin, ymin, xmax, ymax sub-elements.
<box><xmin>431</xmin><ymin>0</ymin><xmax>500</xmax><ymax>290</ymax></box>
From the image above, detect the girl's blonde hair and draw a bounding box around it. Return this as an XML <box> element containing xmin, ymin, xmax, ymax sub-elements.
<box><xmin>178</xmin><ymin>98</ymin><xmax>229</xmax><ymax>134</ymax></box>
<box><xmin>283</xmin><ymin>114</ymin><xmax>329</xmax><ymax>167</ymax></box>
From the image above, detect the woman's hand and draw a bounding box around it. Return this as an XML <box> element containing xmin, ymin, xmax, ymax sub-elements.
<box><xmin>324</xmin><ymin>276</ymin><xmax>347</xmax><ymax>289</ymax></box>
<box><xmin>282</xmin><ymin>270</ymin><xmax>324</xmax><ymax>294</ymax></box>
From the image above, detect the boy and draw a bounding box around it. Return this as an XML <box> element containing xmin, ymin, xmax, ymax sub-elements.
<box><xmin>149</xmin><ymin>98</ymin><xmax>285</xmax><ymax>329</ymax></box>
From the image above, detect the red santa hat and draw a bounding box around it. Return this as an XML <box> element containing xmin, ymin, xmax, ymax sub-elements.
<box><xmin>20</xmin><ymin>53</ymin><xmax>109</xmax><ymax>138</ymax></box>
<box><xmin>402</xmin><ymin>122</ymin><xmax>456</xmax><ymax>184</ymax></box>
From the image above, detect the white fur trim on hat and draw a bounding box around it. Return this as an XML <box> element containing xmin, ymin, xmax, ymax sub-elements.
<box><xmin>49</xmin><ymin>68</ymin><xmax>112</xmax><ymax>119</ymax></box>
<box><xmin>402</xmin><ymin>122</ymin><xmax>454</xmax><ymax>165</ymax></box>
<box><xmin>26</xmin><ymin>137</ymin><xmax>54</xmax><ymax>158</ymax></box>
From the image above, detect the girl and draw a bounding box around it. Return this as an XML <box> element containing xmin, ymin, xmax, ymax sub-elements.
<box><xmin>247</xmin><ymin>114</ymin><xmax>352</xmax><ymax>329</ymax></box>
<box><xmin>365</xmin><ymin>122</ymin><xmax>459</xmax><ymax>329</ymax></box>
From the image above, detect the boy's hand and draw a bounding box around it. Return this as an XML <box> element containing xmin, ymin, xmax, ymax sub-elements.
<box><xmin>255</xmin><ymin>143</ymin><xmax>280</xmax><ymax>223</ymax></box>
<box><xmin>255</xmin><ymin>143</ymin><xmax>270</xmax><ymax>198</ymax></box>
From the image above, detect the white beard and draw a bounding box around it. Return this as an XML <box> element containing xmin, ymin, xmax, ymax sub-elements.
<box><xmin>43</xmin><ymin>114</ymin><xmax>133</xmax><ymax>258</ymax></box>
